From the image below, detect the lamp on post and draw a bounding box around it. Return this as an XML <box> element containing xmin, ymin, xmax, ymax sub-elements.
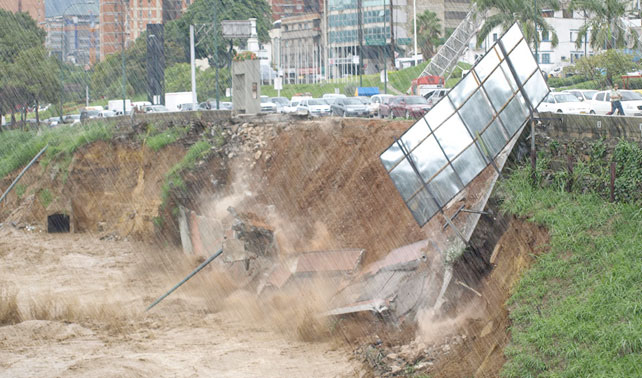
<box><xmin>380</xmin><ymin>5</ymin><xmax>387</xmax><ymax>94</ymax></box>
<box><xmin>121</xmin><ymin>0</ymin><xmax>130</xmax><ymax>115</ymax></box>
<box><xmin>59</xmin><ymin>1</ymin><xmax>95</xmax><ymax>122</ymax></box>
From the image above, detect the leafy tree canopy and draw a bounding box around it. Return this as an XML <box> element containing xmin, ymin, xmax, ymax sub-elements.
<box><xmin>0</xmin><ymin>9</ymin><xmax>46</xmax><ymax>64</ymax></box>
<box><xmin>416</xmin><ymin>10</ymin><xmax>442</xmax><ymax>59</ymax></box>
<box><xmin>474</xmin><ymin>0</ymin><xmax>560</xmax><ymax>49</ymax></box>
<box><xmin>165</xmin><ymin>0</ymin><xmax>272</xmax><ymax>66</ymax></box>
<box><xmin>570</xmin><ymin>0</ymin><xmax>639</xmax><ymax>50</ymax></box>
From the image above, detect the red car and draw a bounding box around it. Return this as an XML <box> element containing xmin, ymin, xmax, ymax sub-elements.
<box><xmin>387</xmin><ymin>96</ymin><xmax>431</xmax><ymax>119</ymax></box>
<box><xmin>378</xmin><ymin>96</ymin><xmax>397</xmax><ymax>118</ymax></box>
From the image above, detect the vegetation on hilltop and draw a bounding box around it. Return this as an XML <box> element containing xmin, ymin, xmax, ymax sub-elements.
<box><xmin>499</xmin><ymin>140</ymin><xmax>642</xmax><ymax>377</ymax></box>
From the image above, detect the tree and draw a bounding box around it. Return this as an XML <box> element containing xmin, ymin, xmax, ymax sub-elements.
<box><xmin>474</xmin><ymin>0</ymin><xmax>560</xmax><ymax>49</ymax></box>
<box><xmin>90</xmin><ymin>35</ymin><xmax>147</xmax><ymax>99</ymax></box>
<box><xmin>571</xmin><ymin>0</ymin><xmax>638</xmax><ymax>51</ymax></box>
<box><xmin>0</xmin><ymin>9</ymin><xmax>50</xmax><ymax>127</ymax></box>
<box><xmin>416</xmin><ymin>10</ymin><xmax>442</xmax><ymax>59</ymax></box>
<box><xmin>12</xmin><ymin>47</ymin><xmax>61</xmax><ymax>124</ymax></box>
<box><xmin>165</xmin><ymin>63</ymin><xmax>231</xmax><ymax>100</ymax></box>
<box><xmin>575</xmin><ymin>50</ymin><xmax>636</xmax><ymax>86</ymax></box>
<box><xmin>164</xmin><ymin>0</ymin><xmax>272</xmax><ymax>67</ymax></box>
<box><xmin>0</xmin><ymin>9</ymin><xmax>46</xmax><ymax>64</ymax></box>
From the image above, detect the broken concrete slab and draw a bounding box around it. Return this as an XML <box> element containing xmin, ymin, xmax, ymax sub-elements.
<box><xmin>295</xmin><ymin>249</ymin><xmax>365</xmax><ymax>276</ymax></box>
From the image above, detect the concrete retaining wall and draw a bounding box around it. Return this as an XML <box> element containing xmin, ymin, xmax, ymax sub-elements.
<box><xmin>84</xmin><ymin>109</ymin><xmax>233</xmax><ymax>128</ymax></box>
<box><xmin>539</xmin><ymin>112</ymin><xmax>642</xmax><ymax>145</ymax></box>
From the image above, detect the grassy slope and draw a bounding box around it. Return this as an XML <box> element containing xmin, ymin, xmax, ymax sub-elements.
<box><xmin>499</xmin><ymin>167</ymin><xmax>642</xmax><ymax>377</ymax></box>
<box><xmin>0</xmin><ymin>121</ymin><xmax>118</xmax><ymax>179</ymax></box>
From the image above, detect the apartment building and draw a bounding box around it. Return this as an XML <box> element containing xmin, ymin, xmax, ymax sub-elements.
<box><xmin>99</xmin><ymin>0</ymin><xmax>188</xmax><ymax>61</ymax></box>
<box><xmin>0</xmin><ymin>0</ymin><xmax>45</xmax><ymax>23</ymax></box>
<box><xmin>44</xmin><ymin>14</ymin><xmax>100</xmax><ymax>66</ymax></box>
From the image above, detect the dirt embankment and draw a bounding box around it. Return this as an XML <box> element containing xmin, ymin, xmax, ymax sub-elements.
<box><xmin>0</xmin><ymin>140</ymin><xmax>185</xmax><ymax>241</ymax></box>
<box><xmin>1</xmin><ymin>116</ymin><xmax>551</xmax><ymax>377</ymax></box>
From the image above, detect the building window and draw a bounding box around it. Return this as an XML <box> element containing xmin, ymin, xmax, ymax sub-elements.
<box><xmin>542</xmin><ymin>9</ymin><xmax>554</xmax><ymax>17</ymax></box>
<box><xmin>541</xmin><ymin>31</ymin><xmax>550</xmax><ymax>42</ymax></box>
<box><xmin>563</xmin><ymin>9</ymin><xmax>573</xmax><ymax>18</ymax></box>
<box><xmin>542</xmin><ymin>53</ymin><xmax>550</xmax><ymax>64</ymax></box>
<box><xmin>492</xmin><ymin>33</ymin><xmax>498</xmax><ymax>42</ymax></box>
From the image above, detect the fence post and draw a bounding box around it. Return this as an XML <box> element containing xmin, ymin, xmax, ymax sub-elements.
<box><xmin>610</xmin><ymin>161</ymin><xmax>616</xmax><ymax>202</ymax></box>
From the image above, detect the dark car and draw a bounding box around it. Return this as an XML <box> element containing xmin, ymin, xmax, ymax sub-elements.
<box><xmin>331</xmin><ymin>97</ymin><xmax>370</xmax><ymax>117</ymax></box>
<box><xmin>388</xmin><ymin>96</ymin><xmax>431</xmax><ymax>119</ymax></box>
<box><xmin>80</xmin><ymin>109</ymin><xmax>100</xmax><ymax>122</ymax></box>
<box><xmin>378</xmin><ymin>96</ymin><xmax>397</xmax><ymax>118</ymax></box>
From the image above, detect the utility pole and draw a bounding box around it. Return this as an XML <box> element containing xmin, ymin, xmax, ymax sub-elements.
<box><xmin>190</xmin><ymin>25</ymin><xmax>197</xmax><ymax>106</ymax></box>
<box><xmin>213</xmin><ymin>1</ymin><xmax>220</xmax><ymax>109</ymax></box>
<box><xmin>531</xmin><ymin>0</ymin><xmax>537</xmax><ymax>184</ymax></box>
<box><xmin>358</xmin><ymin>0</ymin><xmax>363</xmax><ymax>87</ymax></box>
<box><xmin>389</xmin><ymin>0</ymin><xmax>395</xmax><ymax>70</ymax></box>
<box><xmin>383</xmin><ymin>1</ymin><xmax>387</xmax><ymax>94</ymax></box>
<box><xmin>121</xmin><ymin>0</ymin><xmax>128</xmax><ymax>115</ymax></box>
<box><xmin>413</xmin><ymin>0</ymin><xmax>418</xmax><ymax>66</ymax></box>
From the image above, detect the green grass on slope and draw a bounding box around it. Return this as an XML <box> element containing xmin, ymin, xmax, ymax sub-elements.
<box><xmin>499</xmin><ymin>167</ymin><xmax>642</xmax><ymax>377</ymax></box>
<box><xmin>0</xmin><ymin>121</ymin><xmax>116</xmax><ymax>179</ymax></box>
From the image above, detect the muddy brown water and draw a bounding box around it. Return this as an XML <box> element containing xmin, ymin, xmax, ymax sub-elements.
<box><xmin>0</xmin><ymin>227</ymin><xmax>360</xmax><ymax>377</ymax></box>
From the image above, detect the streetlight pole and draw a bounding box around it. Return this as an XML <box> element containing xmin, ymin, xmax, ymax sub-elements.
<box><xmin>121</xmin><ymin>1</ymin><xmax>129</xmax><ymax>115</ymax></box>
<box><xmin>212</xmin><ymin>1</ymin><xmax>220</xmax><ymax>110</ymax></box>
<box><xmin>358</xmin><ymin>0</ymin><xmax>363</xmax><ymax>87</ymax></box>
<box><xmin>413</xmin><ymin>0</ymin><xmax>418</xmax><ymax>66</ymax></box>
<box><xmin>383</xmin><ymin>1</ymin><xmax>387</xmax><ymax>94</ymax></box>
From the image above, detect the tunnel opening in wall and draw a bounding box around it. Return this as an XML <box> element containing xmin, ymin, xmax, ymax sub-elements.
<box><xmin>48</xmin><ymin>213</ymin><xmax>70</xmax><ymax>233</ymax></box>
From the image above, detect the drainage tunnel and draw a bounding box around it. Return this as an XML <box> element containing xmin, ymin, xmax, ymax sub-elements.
<box><xmin>48</xmin><ymin>213</ymin><xmax>70</xmax><ymax>233</ymax></box>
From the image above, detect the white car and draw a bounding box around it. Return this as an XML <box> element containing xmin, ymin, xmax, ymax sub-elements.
<box><xmin>538</xmin><ymin>92</ymin><xmax>591</xmax><ymax>114</ymax></box>
<box><xmin>564</xmin><ymin>89</ymin><xmax>598</xmax><ymax>102</ymax></box>
<box><xmin>98</xmin><ymin>110</ymin><xmax>117</xmax><ymax>118</ymax></box>
<box><xmin>368</xmin><ymin>94</ymin><xmax>394</xmax><ymax>117</ymax></box>
<box><xmin>283</xmin><ymin>100</ymin><xmax>301</xmax><ymax>114</ymax></box>
<box><xmin>588</xmin><ymin>90</ymin><xmax>642</xmax><ymax>115</ymax></box>
<box><xmin>297</xmin><ymin>98</ymin><xmax>331</xmax><ymax>116</ymax></box>
<box><xmin>260</xmin><ymin>96</ymin><xmax>277</xmax><ymax>113</ymax></box>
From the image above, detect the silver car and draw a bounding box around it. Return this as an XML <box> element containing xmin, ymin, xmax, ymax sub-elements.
<box><xmin>331</xmin><ymin>97</ymin><xmax>369</xmax><ymax>117</ymax></box>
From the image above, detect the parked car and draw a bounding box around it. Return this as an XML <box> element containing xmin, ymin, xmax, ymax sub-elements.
<box><xmin>178</xmin><ymin>103</ymin><xmax>198</xmax><ymax>111</ymax></box>
<box><xmin>144</xmin><ymin>105</ymin><xmax>170</xmax><ymax>113</ymax></box>
<box><xmin>387</xmin><ymin>96</ymin><xmax>431</xmax><ymax>119</ymax></box>
<box><xmin>322</xmin><ymin>93</ymin><xmax>346</xmax><ymax>106</ymax></box>
<box><xmin>80</xmin><ymin>108</ymin><xmax>101</xmax><ymax>122</ymax></box>
<box><xmin>270</xmin><ymin>97</ymin><xmax>290</xmax><ymax>113</ymax></box>
<box><xmin>297</xmin><ymin>98</ymin><xmax>331</xmax><ymax>116</ymax></box>
<box><xmin>331</xmin><ymin>97</ymin><xmax>370</xmax><ymax>117</ymax></box>
<box><xmin>45</xmin><ymin>117</ymin><xmax>58</xmax><ymax>127</ymax></box>
<box><xmin>98</xmin><ymin>110</ymin><xmax>117</xmax><ymax>118</ymax></box>
<box><xmin>283</xmin><ymin>100</ymin><xmax>301</xmax><ymax>113</ymax></box>
<box><xmin>538</xmin><ymin>92</ymin><xmax>591</xmax><ymax>114</ymax></box>
<box><xmin>260</xmin><ymin>96</ymin><xmax>278</xmax><ymax>113</ymax></box>
<box><xmin>424</xmin><ymin>88</ymin><xmax>449</xmax><ymax>108</ymax></box>
<box><xmin>62</xmin><ymin>114</ymin><xmax>81</xmax><ymax>124</ymax></box>
<box><xmin>369</xmin><ymin>94</ymin><xmax>394</xmax><ymax>117</ymax></box>
<box><xmin>564</xmin><ymin>89</ymin><xmax>598</xmax><ymax>102</ymax></box>
<box><xmin>206</xmin><ymin>100</ymin><xmax>233</xmax><ymax>110</ymax></box>
<box><xmin>355</xmin><ymin>96</ymin><xmax>371</xmax><ymax>105</ymax></box>
<box><xmin>588</xmin><ymin>90</ymin><xmax>642</xmax><ymax>115</ymax></box>
<box><xmin>378</xmin><ymin>96</ymin><xmax>397</xmax><ymax>118</ymax></box>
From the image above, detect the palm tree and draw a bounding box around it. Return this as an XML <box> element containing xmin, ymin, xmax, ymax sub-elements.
<box><xmin>571</xmin><ymin>0</ymin><xmax>639</xmax><ymax>50</ymax></box>
<box><xmin>416</xmin><ymin>10</ymin><xmax>442</xmax><ymax>59</ymax></box>
<box><xmin>473</xmin><ymin>0</ymin><xmax>560</xmax><ymax>50</ymax></box>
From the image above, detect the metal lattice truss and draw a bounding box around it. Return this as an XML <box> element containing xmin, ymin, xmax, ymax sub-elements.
<box><xmin>419</xmin><ymin>5</ymin><xmax>486</xmax><ymax>80</ymax></box>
